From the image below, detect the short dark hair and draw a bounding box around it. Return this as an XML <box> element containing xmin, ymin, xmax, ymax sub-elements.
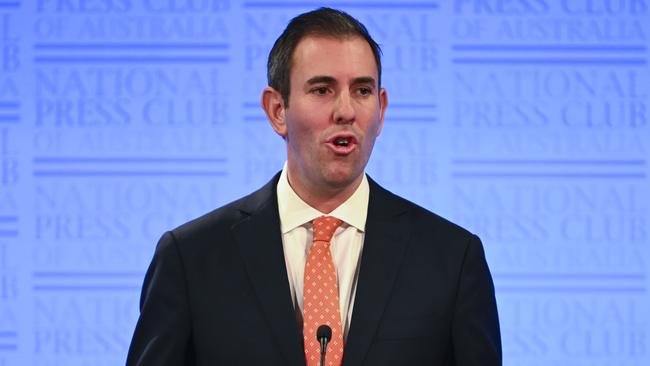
<box><xmin>267</xmin><ymin>7</ymin><xmax>382</xmax><ymax>106</ymax></box>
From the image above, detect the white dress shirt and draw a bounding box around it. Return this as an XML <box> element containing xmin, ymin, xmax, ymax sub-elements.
<box><xmin>276</xmin><ymin>163</ymin><xmax>368</xmax><ymax>341</ymax></box>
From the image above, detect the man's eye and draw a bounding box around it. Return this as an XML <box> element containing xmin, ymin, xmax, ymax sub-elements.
<box><xmin>312</xmin><ymin>87</ymin><xmax>328</xmax><ymax>95</ymax></box>
<box><xmin>358</xmin><ymin>87</ymin><xmax>372</xmax><ymax>95</ymax></box>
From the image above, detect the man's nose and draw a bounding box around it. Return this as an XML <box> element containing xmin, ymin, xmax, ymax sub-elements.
<box><xmin>333</xmin><ymin>91</ymin><xmax>355</xmax><ymax>124</ymax></box>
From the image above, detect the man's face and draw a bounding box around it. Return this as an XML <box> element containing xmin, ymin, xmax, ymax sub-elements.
<box><xmin>275</xmin><ymin>35</ymin><xmax>387</xmax><ymax>194</ymax></box>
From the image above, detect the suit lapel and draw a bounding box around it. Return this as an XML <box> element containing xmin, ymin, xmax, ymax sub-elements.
<box><xmin>232</xmin><ymin>175</ymin><xmax>305</xmax><ymax>366</ymax></box>
<box><xmin>342</xmin><ymin>178</ymin><xmax>412</xmax><ymax>366</ymax></box>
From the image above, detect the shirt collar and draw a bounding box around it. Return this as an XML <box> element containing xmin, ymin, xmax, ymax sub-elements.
<box><xmin>277</xmin><ymin>162</ymin><xmax>369</xmax><ymax>234</ymax></box>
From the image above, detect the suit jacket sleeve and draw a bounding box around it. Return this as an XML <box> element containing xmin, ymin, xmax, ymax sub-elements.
<box><xmin>126</xmin><ymin>231</ymin><xmax>195</xmax><ymax>365</ymax></box>
<box><xmin>452</xmin><ymin>234</ymin><xmax>502</xmax><ymax>365</ymax></box>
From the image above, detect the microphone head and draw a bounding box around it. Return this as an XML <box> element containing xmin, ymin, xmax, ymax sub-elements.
<box><xmin>316</xmin><ymin>325</ymin><xmax>332</xmax><ymax>342</ymax></box>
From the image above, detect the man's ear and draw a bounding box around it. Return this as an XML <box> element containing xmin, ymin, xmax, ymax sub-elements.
<box><xmin>261</xmin><ymin>87</ymin><xmax>287</xmax><ymax>137</ymax></box>
<box><xmin>376</xmin><ymin>87</ymin><xmax>388</xmax><ymax>136</ymax></box>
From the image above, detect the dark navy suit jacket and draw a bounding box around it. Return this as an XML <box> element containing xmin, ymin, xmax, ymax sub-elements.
<box><xmin>127</xmin><ymin>174</ymin><xmax>501</xmax><ymax>365</ymax></box>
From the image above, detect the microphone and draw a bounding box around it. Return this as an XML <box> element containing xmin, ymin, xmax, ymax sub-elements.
<box><xmin>317</xmin><ymin>325</ymin><xmax>332</xmax><ymax>366</ymax></box>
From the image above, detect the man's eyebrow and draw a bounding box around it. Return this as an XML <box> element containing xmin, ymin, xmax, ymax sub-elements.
<box><xmin>352</xmin><ymin>76</ymin><xmax>377</xmax><ymax>86</ymax></box>
<box><xmin>306</xmin><ymin>76</ymin><xmax>337</xmax><ymax>85</ymax></box>
<box><xmin>306</xmin><ymin>76</ymin><xmax>377</xmax><ymax>86</ymax></box>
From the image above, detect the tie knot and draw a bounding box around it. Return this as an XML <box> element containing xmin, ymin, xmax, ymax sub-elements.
<box><xmin>312</xmin><ymin>215</ymin><xmax>343</xmax><ymax>242</ymax></box>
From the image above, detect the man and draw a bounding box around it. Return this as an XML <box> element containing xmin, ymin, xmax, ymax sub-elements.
<box><xmin>127</xmin><ymin>7</ymin><xmax>501</xmax><ymax>366</ymax></box>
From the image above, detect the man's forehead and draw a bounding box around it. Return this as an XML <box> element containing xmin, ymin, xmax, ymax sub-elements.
<box><xmin>290</xmin><ymin>35</ymin><xmax>379</xmax><ymax>81</ymax></box>
<box><xmin>292</xmin><ymin>34</ymin><xmax>371</xmax><ymax>58</ymax></box>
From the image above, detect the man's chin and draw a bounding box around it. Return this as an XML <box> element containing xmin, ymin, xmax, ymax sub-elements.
<box><xmin>322</xmin><ymin>167</ymin><xmax>363</xmax><ymax>190</ymax></box>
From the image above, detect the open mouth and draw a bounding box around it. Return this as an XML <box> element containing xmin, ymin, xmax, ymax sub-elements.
<box><xmin>333</xmin><ymin>136</ymin><xmax>351</xmax><ymax>147</ymax></box>
<box><xmin>327</xmin><ymin>134</ymin><xmax>357</xmax><ymax>154</ymax></box>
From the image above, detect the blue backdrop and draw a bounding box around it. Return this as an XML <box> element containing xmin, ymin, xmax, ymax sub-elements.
<box><xmin>0</xmin><ymin>0</ymin><xmax>648</xmax><ymax>365</ymax></box>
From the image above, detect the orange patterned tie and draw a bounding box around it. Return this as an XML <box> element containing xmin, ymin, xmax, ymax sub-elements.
<box><xmin>303</xmin><ymin>216</ymin><xmax>344</xmax><ymax>366</ymax></box>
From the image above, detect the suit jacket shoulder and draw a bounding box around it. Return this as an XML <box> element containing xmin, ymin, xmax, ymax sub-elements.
<box><xmin>367</xmin><ymin>176</ymin><xmax>475</xmax><ymax>250</ymax></box>
<box><xmin>170</xmin><ymin>173</ymin><xmax>280</xmax><ymax>247</ymax></box>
